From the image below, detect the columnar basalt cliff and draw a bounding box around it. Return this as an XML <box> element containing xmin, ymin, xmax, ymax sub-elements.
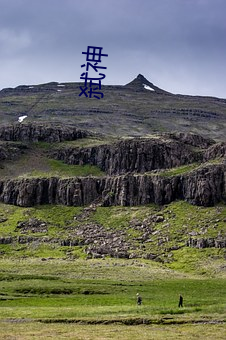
<box><xmin>0</xmin><ymin>164</ymin><xmax>225</xmax><ymax>207</ymax></box>
<box><xmin>52</xmin><ymin>138</ymin><xmax>203</xmax><ymax>175</ymax></box>
<box><xmin>0</xmin><ymin>124</ymin><xmax>225</xmax><ymax>208</ymax></box>
<box><xmin>203</xmin><ymin>142</ymin><xmax>226</xmax><ymax>160</ymax></box>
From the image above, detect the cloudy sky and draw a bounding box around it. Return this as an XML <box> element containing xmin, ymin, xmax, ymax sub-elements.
<box><xmin>0</xmin><ymin>0</ymin><xmax>225</xmax><ymax>97</ymax></box>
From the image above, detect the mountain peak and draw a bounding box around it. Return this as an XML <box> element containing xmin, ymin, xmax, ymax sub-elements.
<box><xmin>125</xmin><ymin>74</ymin><xmax>171</xmax><ymax>94</ymax></box>
<box><xmin>137</xmin><ymin>73</ymin><xmax>146</xmax><ymax>80</ymax></box>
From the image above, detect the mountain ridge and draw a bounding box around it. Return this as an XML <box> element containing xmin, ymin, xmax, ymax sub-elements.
<box><xmin>0</xmin><ymin>74</ymin><xmax>226</xmax><ymax>140</ymax></box>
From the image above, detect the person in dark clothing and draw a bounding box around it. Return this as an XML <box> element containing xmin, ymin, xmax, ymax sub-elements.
<box><xmin>178</xmin><ymin>294</ymin><xmax>183</xmax><ymax>307</ymax></box>
<box><xmin>137</xmin><ymin>293</ymin><xmax>142</xmax><ymax>305</ymax></box>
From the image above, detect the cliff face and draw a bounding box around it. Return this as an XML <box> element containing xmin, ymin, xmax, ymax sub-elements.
<box><xmin>181</xmin><ymin>165</ymin><xmax>226</xmax><ymax>205</ymax></box>
<box><xmin>52</xmin><ymin>138</ymin><xmax>203</xmax><ymax>175</ymax></box>
<box><xmin>204</xmin><ymin>142</ymin><xmax>226</xmax><ymax>160</ymax></box>
<box><xmin>0</xmin><ymin>125</ymin><xmax>225</xmax><ymax>208</ymax></box>
<box><xmin>0</xmin><ymin>124</ymin><xmax>89</xmax><ymax>142</ymax></box>
<box><xmin>0</xmin><ymin>164</ymin><xmax>225</xmax><ymax>207</ymax></box>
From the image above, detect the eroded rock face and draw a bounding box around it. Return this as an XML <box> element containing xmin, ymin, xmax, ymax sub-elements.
<box><xmin>0</xmin><ymin>124</ymin><xmax>90</xmax><ymax>142</ymax></box>
<box><xmin>0</xmin><ymin>164</ymin><xmax>225</xmax><ymax>207</ymax></box>
<box><xmin>181</xmin><ymin>165</ymin><xmax>226</xmax><ymax>205</ymax></box>
<box><xmin>203</xmin><ymin>142</ymin><xmax>226</xmax><ymax>160</ymax></box>
<box><xmin>52</xmin><ymin>138</ymin><xmax>203</xmax><ymax>175</ymax></box>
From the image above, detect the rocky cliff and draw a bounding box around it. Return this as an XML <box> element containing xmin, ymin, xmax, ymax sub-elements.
<box><xmin>203</xmin><ymin>142</ymin><xmax>226</xmax><ymax>160</ymax></box>
<box><xmin>0</xmin><ymin>123</ymin><xmax>90</xmax><ymax>142</ymax></box>
<box><xmin>0</xmin><ymin>164</ymin><xmax>225</xmax><ymax>207</ymax></box>
<box><xmin>51</xmin><ymin>137</ymin><xmax>203</xmax><ymax>175</ymax></box>
<box><xmin>164</xmin><ymin>132</ymin><xmax>215</xmax><ymax>149</ymax></box>
<box><xmin>0</xmin><ymin>125</ymin><xmax>225</xmax><ymax>208</ymax></box>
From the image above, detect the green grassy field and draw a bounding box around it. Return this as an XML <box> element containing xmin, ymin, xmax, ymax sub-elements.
<box><xmin>0</xmin><ymin>258</ymin><xmax>225</xmax><ymax>339</ymax></box>
<box><xmin>0</xmin><ymin>199</ymin><xmax>225</xmax><ymax>338</ymax></box>
<box><xmin>23</xmin><ymin>159</ymin><xmax>104</xmax><ymax>178</ymax></box>
<box><xmin>0</xmin><ymin>322</ymin><xmax>225</xmax><ymax>340</ymax></box>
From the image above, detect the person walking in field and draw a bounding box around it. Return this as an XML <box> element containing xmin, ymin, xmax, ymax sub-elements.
<box><xmin>136</xmin><ymin>293</ymin><xmax>142</xmax><ymax>306</ymax></box>
<box><xmin>178</xmin><ymin>294</ymin><xmax>183</xmax><ymax>307</ymax></box>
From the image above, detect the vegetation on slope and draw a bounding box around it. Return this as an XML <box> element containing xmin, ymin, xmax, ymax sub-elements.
<box><xmin>1</xmin><ymin>76</ymin><xmax>226</xmax><ymax>139</ymax></box>
<box><xmin>0</xmin><ymin>201</ymin><xmax>225</xmax><ymax>277</ymax></box>
<box><xmin>0</xmin><ymin>141</ymin><xmax>105</xmax><ymax>179</ymax></box>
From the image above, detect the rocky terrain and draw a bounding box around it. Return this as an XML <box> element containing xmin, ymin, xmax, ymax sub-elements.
<box><xmin>0</xmin><ymin>201</ymin><xmax>225</xmax><ymax>262</ymax></box>
<box><xmin>0</xmin><ymin>142</ymin><xmax>28</xmax><ymax>161</ymax></box>
<box><xmin>0</xmin><ymin>123</ymin><xmax>90</xmax><ymax>143</ymax></box>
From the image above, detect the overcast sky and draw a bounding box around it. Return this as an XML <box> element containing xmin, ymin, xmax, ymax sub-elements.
<box><xmin>0</xmin><ymin>0</ymin><xmax>225</xmax><ymax>97</ymax></box>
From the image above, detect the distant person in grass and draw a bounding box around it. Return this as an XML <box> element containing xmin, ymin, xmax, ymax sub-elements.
<box><xmin>178</xmin><ymin>294</ymin><xmax>183</xmax><ymax>307</ymax></box>
<box><xmin>136</xmin><ymin>293</ymin><xmax>142</xmax><ymax>306</ymax></box>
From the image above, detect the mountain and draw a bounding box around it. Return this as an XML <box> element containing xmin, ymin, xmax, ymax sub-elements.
<box><xmin>0</xmin><ymin>74</ymin><xmax>226</xmax><ymax>140</ymax></box>
<box><xmin>0</xmin><ymin>76</ymin><xmax>225</xmax><ymax>266</ymax></box>
<box><xmin>125</xmin><ymin>74</ymin><xmax>171</xmax><ymax>94</ymax></box>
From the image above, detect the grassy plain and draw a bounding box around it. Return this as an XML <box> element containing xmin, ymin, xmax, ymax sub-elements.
<box><xmin>0</xmin><ymin>322</ymin><xmax>225</xmax><ymax>340</ymax></box>
<box><xmin>0</xmin><ymin>257</ymin><xmax>225</xmax><ymax>339</ymax></box>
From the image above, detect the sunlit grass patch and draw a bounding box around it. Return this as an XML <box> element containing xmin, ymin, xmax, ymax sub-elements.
<box><xmin>22</xmin><ymin>159</ymin><xmax>105</xmax><ymax>178</ymax></box>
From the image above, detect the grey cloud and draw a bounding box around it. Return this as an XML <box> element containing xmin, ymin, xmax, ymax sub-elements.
<box><xmin>0</xmin><ymin>0</ymin><xmax>225</xmax><ymax>97</ymax></box>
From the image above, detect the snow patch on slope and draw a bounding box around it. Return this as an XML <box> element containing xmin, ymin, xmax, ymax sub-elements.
<box><xmin>18</xmin><ymin>115</ymin><xmax>27</xmax><ymax>123</ymax></box>
<box><xmin>143</xmin><ymin>84</ymin><xmax>155</xmax><ymax>91</ymax></box>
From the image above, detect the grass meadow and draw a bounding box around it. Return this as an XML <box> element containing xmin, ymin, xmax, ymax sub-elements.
<box><xmin>0</xmin><ymin>199</ymin><xmax>225</xmax><ymax>338</ymax></box>
<box><xmin>0</xmin><ymin>257</ymin><xmax>225</xmax><ymax>339</ymax></box>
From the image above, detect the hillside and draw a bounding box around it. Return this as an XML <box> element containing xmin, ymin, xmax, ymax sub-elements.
<box><xmin>0</xmin><ymin>74</ymin><xmax>226</xmax><ymax>140</ymax></box>
<box><xmin>0</xmin><ymin>124</ymin><xmax>225</xmax><ymax>267</ymax></box>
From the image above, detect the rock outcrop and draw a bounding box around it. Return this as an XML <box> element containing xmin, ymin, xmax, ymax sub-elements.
<box><xmin>165</xmin><ymin>132</ymin><xmax>215</xmax><ymax>149</ymax></box>
<box><xmin>0</xmin><ymin>142</ymin><xmax>28</xmax><ymax>161</ymax></box>
<box><xmin>0</xmin><ymin>123</ymin><xmax>90</xmax><ymax>142</ymax></box>
<box><xmin>203</xmin><ymin>142</ymin><xmax>226</xmax><ymax>160</ymax></box>
<box><xmin>187</xmin><ymin>237</ymin><xmax>226</xmax><ymax>249</ymax></box>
